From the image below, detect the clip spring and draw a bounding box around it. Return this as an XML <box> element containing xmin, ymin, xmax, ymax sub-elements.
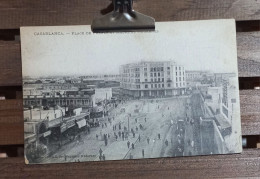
<box><xmin>91</xmin><ymin>0</ymin><xmax>155</xmax><ymax>32</ymax></box>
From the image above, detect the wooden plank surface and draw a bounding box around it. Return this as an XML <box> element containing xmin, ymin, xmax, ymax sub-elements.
<box><xmin>237</xmin><ymin>32</ymin><xmax>260</xmax><ymax>77</ymax></box>
<box><xmin>0</xmin><ymin>0</ymin><xmax>259</xmax><ymax>29</ymax></box>
<box><xmin>0</xmin><ymin>149</ymin><xmax>260</xmax><ymax>178</ymax></box>
<box><xmin>0</xmin><ymin>31</ymin><xmax>259</xmax><ymax>86</ymax></box>
<box><xmin>0</xmin><ymin>90</ymin><xmax>259</xmax><ymax>145</ymax></box>
<box><xmin>240</xmin><ymin>90</ymin><xmax>260</xmax><ymax>135</ymax></box>
<box><xmin>0</xmin><ymin>41</ymin><xmax>21</xmax><ymax>86</ymax></box>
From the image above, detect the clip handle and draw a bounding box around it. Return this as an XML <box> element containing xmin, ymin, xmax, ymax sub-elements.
<box><xmin>113</xmin><ymin>0</ymin><xmax>133</xmax><ymax>13</ymax></box>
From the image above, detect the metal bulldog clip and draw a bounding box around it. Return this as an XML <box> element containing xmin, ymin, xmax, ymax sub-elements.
<box><xmin>91</xmin><ymin>0</ymin><xmax>155</xmax><ymax>32</ymax></box>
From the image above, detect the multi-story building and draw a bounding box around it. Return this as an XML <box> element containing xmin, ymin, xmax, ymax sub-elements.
<box><xmin>120</xmin><ymin>61</ymin><xmax>186</xmax><ymax>98</ymax></box>
<box><xmin>221</xmin><ymin>76</ymin><xmax>238</xmax><ymax>124</ymax></box>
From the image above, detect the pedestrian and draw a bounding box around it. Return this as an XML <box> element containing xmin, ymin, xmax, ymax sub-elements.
<box><xmin>99</xmin><ymin>148</ymin><xmax>103</xmax><ymax>156</ymax></box>
<box><xmin>99</xmin><ymin>155</ymin><xmax>102</xmax><ymax>161</ymax></box>
<box><xmin>113</xmin><ymin>125</ymin><xmax>114</xmax><ymax>131</ymax></box>
<box><xmin>102</xmin><ymin>123</ymin><xmax>104</xmax><ymax>128</ymax></box>
<box><xmin>133</xmin><ymin>132</ymin><xmax>135</xmax><ymax>138</ymax></box>
<box><xmin>96</xmin><ymin>134</ymin><xmax>98</xmax><ymax>140</ymax></box>
<box><xmin>105</xmin><ymin>138</ymin><xmax>108</xmax><ymax>146</ymax></box>
<box><xmin>144</xmin><ymin>118</ymin><xmax>147</xmax><ymax>122</ymax></box>
<box><xmin>165</xmin><ymin>139</ymin><xmax>168</xmax><ymax>146</ymax></box>
<box><xmin>158</xmin><ymin>133</ymin><xmax>161</xmax><ymax>140</ymax></box>
<box><xmin>139</xmin><ymin>124</ymin><xmax>142</xmax><ymax>130</ymax></box>
<box><xmin>138</xmin><ymin>134</ymin><xmax>141</xmax><ymax>142</ymax></box>
<box><xmin>115</xmin><ymin>135</ymin><xmax>118</xmax><ymax>141</ymax></box>
<box><xmin>118</xmin><ymin>131</ymin><xmax>121</xmax><ymax>138</ymax></box>
<box><xmin>136</xmin><ymin>126</ymin><xmax>138</xmax><ymax>132</ymax></box>
<box><xmin>105</xmin><ymin>123</ymin><xmax>107</xmax><ymax>127</ymax></box>
<box><xmin>115</xmin><ymin>125</ymin><xmax>117</xmax><ymax>130</ymax></box>
<box><xmin>119</xmin><ymin>123</ymin><xmax>121</xmax><ymax>130</ymax></box>
<box><xmin>132</xmin><ymin>143</ymin><xmax>135</xmax><ymax>149</ymax></box>
<box><xmin>135</xmin><ymin>118</ymin><xmax>137</xmax><ymax>123</ymax></box>
<box><xmin>102</xmin><ymin>154</ymin><xmax>105</xmax><ymax>161</ymax></box>
<box><xmin>108</xmin><ymin>134</ymin><xmax>110</xmax><ymax>138</ymax></box>
<box><xmin>122</xmin><ymin>132</ymin><xmax>125</xmax><ymax>140</ymax></box>
<box><xmin>142</xmin><ymin>149</ymin><xmax>144</xmax><ymax>158</ymax></box>
<box><xmin>127</xmin><ymin>141</ymin><xmax>130</xmax><ymax>148</ymax></box>
<box><xmin>147</xmin><ymin>137</ymin><xmax>150</xmax><ymax>144</ymax></box>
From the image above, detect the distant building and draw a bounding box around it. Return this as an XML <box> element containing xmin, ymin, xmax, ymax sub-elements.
<box><xmin>120</xmin><ymin>61</ymin><xmax>186</xmax><ymax>98</ymax></box>
<box><xmin>94</xmin><ymin>88</ymin><xmax>112</xmax><ymax>104</ymax></box>
<box><xmin>81</xmin><ymin>74</ymin><xmax>121</xmax><ymax>82</ymax></box>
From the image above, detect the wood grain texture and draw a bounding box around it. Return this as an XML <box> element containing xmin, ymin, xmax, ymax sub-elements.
<box><xmin>240</xmin><ymin>90</ymin><xmax>260</xmax><ymax>135</ymax></box>
<box><xmin>0</xmin><ymin>41</ymin><xmax>21</xmax><ymax>86</ymax></box>
<box><xmin>0</xmin><ymin>149</ymin><xmax>260</xmax><ymax>178</ymax></box>
<box><xmin>0</xmin><ymin>0</ymin><xmax>259</xmax><ymax>29</ymax></box>
<box><xmin>0</xmin><ymin>90</ymin><xmax>259</xmax><ymax>145</ymax></box>
<box><xmin>237</xmin><ymin>32</ymin><xmax>260</xmax><ymax>77</ymax></box>
<box><xmin>0</xmin><ymin>31</ymin><xmax>259</xmax><ymax>86</ymax></box>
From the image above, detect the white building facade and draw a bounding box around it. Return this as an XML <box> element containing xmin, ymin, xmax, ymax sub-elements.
<box><xmin>120</xmin><ymin>61</ymin><xmax>186</xmax><ymax>98</ymax></box>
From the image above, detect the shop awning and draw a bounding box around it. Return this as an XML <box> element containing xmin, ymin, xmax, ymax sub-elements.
<box><xmin>77</xmin><ymin>119</ymin><xmax>86</xmax><ymax>129</ymax></box>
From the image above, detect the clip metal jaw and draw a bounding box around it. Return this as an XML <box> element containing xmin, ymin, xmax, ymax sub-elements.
<box><xmin>91</xmin><ymin>0</ymin><xmax>155</xmax><ymax>32</ymax></box>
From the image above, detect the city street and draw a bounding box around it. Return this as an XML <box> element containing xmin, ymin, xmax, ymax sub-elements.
<box><xmin>39</xmin><ymin>93</ymin><xmax>208</xmax><ymax>163</ymax></box>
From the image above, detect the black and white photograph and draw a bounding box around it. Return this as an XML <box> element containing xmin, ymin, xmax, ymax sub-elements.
<box><xmin>21</xmin><ymin>19</ymin><xmax>242</xmax><ymax>164</ymax></box>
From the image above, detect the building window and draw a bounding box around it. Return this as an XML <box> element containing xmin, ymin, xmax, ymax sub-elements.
<box><xmin>144</xmin><ymin>68</ymin><xmax>147</xmax><ymax>71</ymax></box>
<box><xmin>162</xmin><ymin>78</ymin><xmax>164</xmax><ymax>82</ymax></box>
<box><xmin>167</xmin><ymin>71</ymin><xmax>170</xmax><ymax>75</ymax></box>
<box><xmin>151</xmin><ymin>68</ymin><xmax>153</xmax><ymax>72</ymax></box>
<box><xmin>162</xmin><ymin>84</ymin><xmax>164</xmax><ymax>88</ymax></box>
<box><xmin>158</xmin><ymin>73</ymin><xmax>160</xmax><ymax>77</ymax></box>
<box><xmin>151</xmin><ymin>78</ymin><xmax>153</xmax><ymax>82</ymax></box>
<box><xmin>167</xmin><ymin>67</ymin><xmax>170</xmax><ymax>70</ymax></box>
<box><xmin>145</xmin><ymin>84</ymin><xmax>148</xmax><ymax>88</ymax></box>
<box><xmin>137</xmin><ymin>85</ymin><xmax>140</xmax><ymax>89</ymax></box>
<box><xmin>158</xmin><ymin>84</ymin><xmax>161</xmax><ymax>88</ymax></box>
<box><xmin>179</xmin><ymin>72</ymin><xmax>181</xmax><ymax>75</ymax></box>
<box><xmin>179</xmin><ymin>77</ymin><xmax>181</xmax><ymax>81</ymax></box>
<box><xmin>176</xmin><ymin>72</ymin><xmax>178</xmax><ymax>76</ymax></box>
<box><xmin>175</xmin><ymin>67</ymin><xmax>177</xmax><ymax>70</ymax></box>
<box><xmin>179</xmin><ymin>67</ymin><xmax>181</xmax><ymax>70</ymax></box>
<box><xmin>151</xmin><ymin>84</ymin><xmax>153</xmax><ymax>88</ymax></box>
<box><xmin>155</xmin><ymin>84</ymin><xmax>157</xmax><ymax>88</ymax></box>
<box><xmin>176</xmin><ymin>83</ymin><xmax>178</xmax><ymax>87</ymax></box>
<box><xmin>155</xmin><ymin>78</ymin><xmax>157</xmax><ymax>82</ymax></box>
<box><xmin>154</xmin><ymin>73</ymin><xmax>156</xmax><ymax>77</ymax></box>
<box><xmin>161</xmin><ymin>67</ymin><xmax>164</xmax><ymax>71</ymax></box>
<box><xmin>145</xmin><ymin>79</ymin><xmax>148</xmax><ymax>82</ymax></box>
<box><xmin>150</xmin><ymin>73</ymin><xmax>153</xmax><ymax>77</ymax></box>
<box><xmin>176</xmin><ymin>77</ymin><xmax>178</xmax><ymax>81</ymax></box>
<box><xmin>154</xmin><ymin>67</ymin><xmax>156</xmax><ymax>71</ymax></box>
<box><xmin>167</xmin><ymin>83</ymin><xmax>171</xmax><ymax>87</ymax></box>
<box><xmin>158</xmin><ymin>78</ymin><xmax>160</xmax><ymax>82</ymax></box>
<box><xmin>144</xmin><ymin>72</ymin><xmax>147</xmax><ymax>77</ymax></box>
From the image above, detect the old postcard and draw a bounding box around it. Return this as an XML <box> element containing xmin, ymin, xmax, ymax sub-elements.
<box><xmin>21</xmin><ymin>19</ymin><xmax>242</xmax><ymax>164</ymax></box>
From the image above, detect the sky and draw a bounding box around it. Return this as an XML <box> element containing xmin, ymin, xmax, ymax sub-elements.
<box><xmin>21</xmin><ymin>19</ymin><xmax>238</xmax><ymax>77</ymax></box>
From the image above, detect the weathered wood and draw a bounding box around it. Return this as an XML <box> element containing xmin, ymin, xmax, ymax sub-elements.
<box><xmin>237</xmin><ymin>32</ymin><xmax>260</xmax><ymax>77</ymax></box>
<box><xmin>0</xmin><ymin>149</ymin><xmax>259</xmax><ymax>178</ymax></box>
<box><xmin>0</xmin><ymin>41</ymin><xmax>21</xmax><ymax>86</ymax></box>
<box><xmin>0</xmin><ymin>0</ymin><xmax>259</xmax><ymax>29</ymax></box>
<box><xmin>240</xmin><ymin>90</ymin><xmax>260</xmax><ymax>135</ymax></box>
<box><xmin>0</xmin><ymin>90</ymin><xmax>259</xmax><ymax>145</ymax></box>
<box><xmin>0</xmin><ymin>31</ymin><xmax>259</xmax><ymax>86</ymax></box>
